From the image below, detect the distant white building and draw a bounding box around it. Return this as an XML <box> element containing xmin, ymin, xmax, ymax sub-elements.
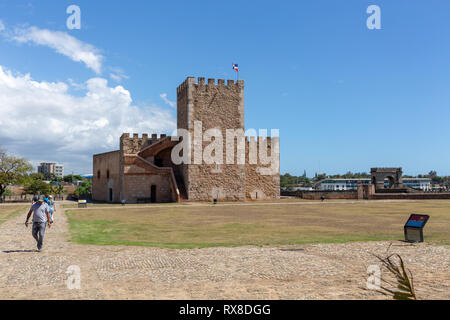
<box><xmin>317</xmin><ymin>178</ymin><xmax>431</xmax><ymax>191</ymax></box>
<box><xmin>291</xmin><ymin>186</ymin><xmax>314</xmax><ymax>191</ymax></box>
<box><xmin>37</xmin><ymin>162</ymin><xmax>64</xmax><ymax>178</ymax></box>
<box><xmin>403</xmin><ymin>178</ymin><xmax>432</xmax><ymax>191</ymax></box>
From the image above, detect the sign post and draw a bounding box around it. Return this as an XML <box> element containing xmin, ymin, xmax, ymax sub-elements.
<box><xmin>78</xmin><ymin>199</ymin><xmax>87</xmax><ymax>208</ymax></box>
<box><xmin>404</xmin><ymin>214</ymin><xmax>430</xmax><ymax>243</ymax></box>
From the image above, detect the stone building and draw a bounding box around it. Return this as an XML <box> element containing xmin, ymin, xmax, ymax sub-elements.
<box><xmin>92</xmin><ymin>77</ymin><xmax>280</xmax><ymax>203</ymax></box>
<box><xmin>370</xmin><ymin>168</ymin><xmax>403</xmax><ymax>190</ymax></box>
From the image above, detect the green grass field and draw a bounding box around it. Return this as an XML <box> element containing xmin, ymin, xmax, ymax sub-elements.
<box><xmin>0</xmin><ymin>205</ymin><xmax>28</xmax><ymax>226</ymax></box>
<box><xmin>65</xmin><ymin>200</ymin><xmax>450</xmax><ymax>248</ymax></box>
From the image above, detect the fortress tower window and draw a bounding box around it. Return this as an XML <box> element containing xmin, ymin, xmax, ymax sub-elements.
<box><xmin>97</xmin><ymin>170</ymin><xmax>101</xmax><ymax>179</ymax></box>
<box><xmin>107</xmin><ymin>170</ymin><xmax>110</xmax><ymax>179</ymax></box>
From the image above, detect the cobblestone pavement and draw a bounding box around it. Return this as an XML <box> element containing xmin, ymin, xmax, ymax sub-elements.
<box><xmin>0</xmin><ymin>204</ymin><xmax>448</xmax><ymax>300</ymax></box>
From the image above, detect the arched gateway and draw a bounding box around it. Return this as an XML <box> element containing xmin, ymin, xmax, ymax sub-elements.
<box><xmin>370</xmin><ymin>168</ymin><xmax>403</xmax><ymax>191</ymax></box>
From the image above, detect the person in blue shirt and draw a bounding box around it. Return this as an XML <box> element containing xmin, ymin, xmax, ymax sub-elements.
<box><xmin>47</xmin><ymin>195</ymin><xmax>55</xmax><ymax>223</ymax></box>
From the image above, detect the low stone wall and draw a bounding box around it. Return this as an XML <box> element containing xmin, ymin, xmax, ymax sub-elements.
<box><xmin>281</xmin><ymin>189</ymin><xmax>450</xmax><ymax>201</ymax></box>
<box><xmin>372</xmin><ymin>193</ymin><xmax>450</xmax><ymax>200</ymax></box>
<box><xmin>280</xmin><ymin>190</ymin><xmax>302</xmax><ymax>197</ymax></box>
<box><xmin>300</xmin><ymin>191</ymin><xmax>358</xmax><ymax>200</ymax></box>
<box><xmin>0</xmin><ymin>195</ymin><xmax>69</xmax><ymax>203</ymax></box>
<box><xmin>281</xmin><ymin>190</ymin><xmax>358</xmax><ymax>200</ymax></box>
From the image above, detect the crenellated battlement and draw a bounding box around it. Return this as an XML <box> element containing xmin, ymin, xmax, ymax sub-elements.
<box><xmin>121</xmin><ymin>133</ymin><xmax>168</xmax><ymax>140</ymax></box>
<box><xmin>120</xmin><ymin>133</ymin><xmax>170</xmax><ymax>154</ymax></box>
<box><xmin>176</xmin><ymin>76</ymin><xmax>195</xmax><ymax>96</ymax></box>
<box><xmin>177</xmin><ymin>76</ymin><xmax>244</xmax><ymax>95</ymax></box>
<box><xmin>177</xmin><ymin>76</ymin><xmax>245</xmax><ymax>132</ymax></box>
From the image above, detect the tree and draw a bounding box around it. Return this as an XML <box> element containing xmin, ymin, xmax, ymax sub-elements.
<box><xmin>313</xmin><ymin>173</ymin><xmax>327</xmax><ymax>181</ymax></box>
<box><xmin>43</xmin><ymin>172</ymin><xmax>59</xmax><ymax>182</ymax></box>
<box><xmin>74</xmin><ymin>180</ymin><xmax>92</xmax><ymax>199</ymax></box>
<box><xmin>23</xmin><ymin>174</ymin><xmax>52</xmax><ymax>195</ymax></box>
<box><xmin>63</xmin><ymin>174</ymin><xmax>83</xmax><ymax>183</ymax></box>
<box><xmin>280</xmin><ymin>173</ymin><xmax>313</xmax><ymax>188</ymax></box>
<box><xmin>0</xmin><ymin>149</ymin><xmax>33</xmax><ymax>198</ymax></box>
<box><xmin>428</xmin><ymin>170</ymin><xmax>437</xmax><ymax>178</ymax></box>
<box><xmin>328</xmin><ymin>171</ymin><xmax>370</xmax><ymax>179</ymax></box>
<box><xmin>53</xmin><ymin>184</ymin><xmax>66</xmax><ymax>200</ymax></box>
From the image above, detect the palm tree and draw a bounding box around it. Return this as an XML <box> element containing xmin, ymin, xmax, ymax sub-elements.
<box><xmin>51</xmin><ymin>184</ymin><xmax>66</xmax><ymax>200</ymax></box>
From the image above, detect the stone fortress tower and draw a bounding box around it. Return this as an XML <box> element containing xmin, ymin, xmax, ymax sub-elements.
<box><xmin>92</xmin><ymin>76</ymin><xmax>280</xmax><ymax>203</ymax></box>
<box><xmin>177</xmin><ymin>77</ymin><xmax>246</xmax><ymax>201</ymax></box>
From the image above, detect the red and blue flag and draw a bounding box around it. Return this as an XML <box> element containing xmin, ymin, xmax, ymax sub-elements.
<box><xmin>232</xmin><ymin>63</ymin><xmax>239</xmax><ymax>72</ymax></box>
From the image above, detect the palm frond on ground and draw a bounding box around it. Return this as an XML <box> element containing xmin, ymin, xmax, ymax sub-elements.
<box><xmin>374</xmin><ymin>253</ymin><xmax>417</xmax><ymax>300</ymax></box>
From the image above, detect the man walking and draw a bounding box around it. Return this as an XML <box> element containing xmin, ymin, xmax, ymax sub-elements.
<box><xmin>25</xmin><ymin>195</ymin><xmax>51</xmax><ymax>252</ymax></box>
<box><xmin>32</xmin><ymin>191</ymin><xmax>40</xmax><ymax>204</ymax></box>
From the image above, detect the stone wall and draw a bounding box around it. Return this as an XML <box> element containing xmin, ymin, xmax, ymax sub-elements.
<box><xmin>92</xmin><ymin>150</ymin><xmax>120</xmax><ymax>202</ymax></box>
<box><xmin>245</xmin><ymin>137</ymin><xmax>280</xmax><ymax>200</ymax></box>
<box><xmin>371</xmin><ymin>167</ymin><xmax>403</xmax><ymax>190</ymax></box>
<box><xmin>283</xmin><ymin>187</ymin><xmax>450</xmax><ymax>201</ymax></box>
<box><xmin>120</xmin><ymin>133</ymin><xmax>166</xmax><ymax>155</ymax></box>
<box><xmin>176</xmin><ymin>77</ymin><xmax>247</xmax><ymax>201</ymax></box>
<box><xmin>300</xmin><ymin>191</ymin><xmax>358</xmax><ymax>200</ymax></box>
<box><xmin>122</xmin><ymin>174</ymin><xmax>173</xmax><ymax>203</ymax></box>
<box><xmin>371</xmin><ymin>193</ymin><xmax>450</xmax><ymax>200</ymax></box>
<box><xmin>122</xmin><ymin>155</ymin><xmax>179</xmax><ymax>203</ymax></box>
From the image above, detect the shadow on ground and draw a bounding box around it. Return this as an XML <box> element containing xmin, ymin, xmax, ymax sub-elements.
<box><xmin>3</xmin><ymin>249</ymin><xmax>37</xmax><ymax>253</ymax></box>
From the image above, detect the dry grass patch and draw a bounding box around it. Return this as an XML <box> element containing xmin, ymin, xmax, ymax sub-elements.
<box><xmin>0</xmin><ymin>205</ymin><xmax>28</xmax><ymax>225</ymax></box>
<box><xmin>66</xmin><ymin>200</ymin><xmax>450</xmax><ymax>248</ymax></box>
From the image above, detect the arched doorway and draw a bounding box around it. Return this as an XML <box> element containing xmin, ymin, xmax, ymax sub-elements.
<box><xmin>386</xmin><ymin>176</ymin><xmax>395</xmax><ymax>189</ymax></box>
<box><xmin>371</xmin><ymin>168</ymin><xmax>403</xmax><ymax>191</ymax></box>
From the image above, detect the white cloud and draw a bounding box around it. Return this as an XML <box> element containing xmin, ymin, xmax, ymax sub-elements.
<box><xmin>0</xmin><ymin>66</ymin><xmax>176</xmax><ymax>173</ymax></box>
<box><xmin>109</xmin><ymin>72</ymin><xmax>130</xmax><ymax>82</ymax></box>
<box><xmin>110</xmin><ymin>73</ymin><xmax>122</xmax><ymax>82</ymax></box>
<box><xmin>109</xmin><ymin>67</ymin><xmax>129</xmax><ymax>82</ymax></box>
<box><xmin>0</xmin><ymin>20</ymin><xmax>5</xmax><ymax>32</ymax></box>
<box><xmin>160</xmin><ymin>93</ymin><xmax>175</xmax><ymax>108</ymax></box>
<box><xmin>67</xmin><ymin>78</ymin><xmax>86</xmax><ymax>90</ymax></box>
<box><xmin>9</xmin><ymin>26</ymin><xmax>103</xmax><ymax>74</ymax></box>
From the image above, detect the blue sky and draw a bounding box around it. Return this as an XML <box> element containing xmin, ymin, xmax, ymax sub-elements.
<box><xmin>0</xmin><ymin>0</ymin><xmax>449</xmax><ymax>176</ymax></box>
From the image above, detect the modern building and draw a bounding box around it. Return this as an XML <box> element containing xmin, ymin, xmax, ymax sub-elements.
<box><xmin>317</xmin><ymin>178</ymin><xmax>431</xmax><ymax>191</ymax></box>
<box><xmin>37</xmin><ymin>162</ymin><xmax>64</xmax><ymax>178</ymax></box>
<box><xmin>317</xmin><ymin>179</ymin><xmax>370</xmax><ymax>191</ymax></box>
<box><xmin>403</xmin><ymin>178</ymin><xmax>432</xmax><ymax>191</ymax></box>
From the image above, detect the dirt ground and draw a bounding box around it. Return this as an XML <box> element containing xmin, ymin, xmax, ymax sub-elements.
<box><xmin>0</xmin><ymin>203</ymin><xmax>448</xmax><ymax>300</ymax></box>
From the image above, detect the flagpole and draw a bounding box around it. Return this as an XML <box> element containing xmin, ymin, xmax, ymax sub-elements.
<box><xmin>233</xmin><ymin>63</ymin><xmax>239</xmax><ymax>81</ymax></box>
